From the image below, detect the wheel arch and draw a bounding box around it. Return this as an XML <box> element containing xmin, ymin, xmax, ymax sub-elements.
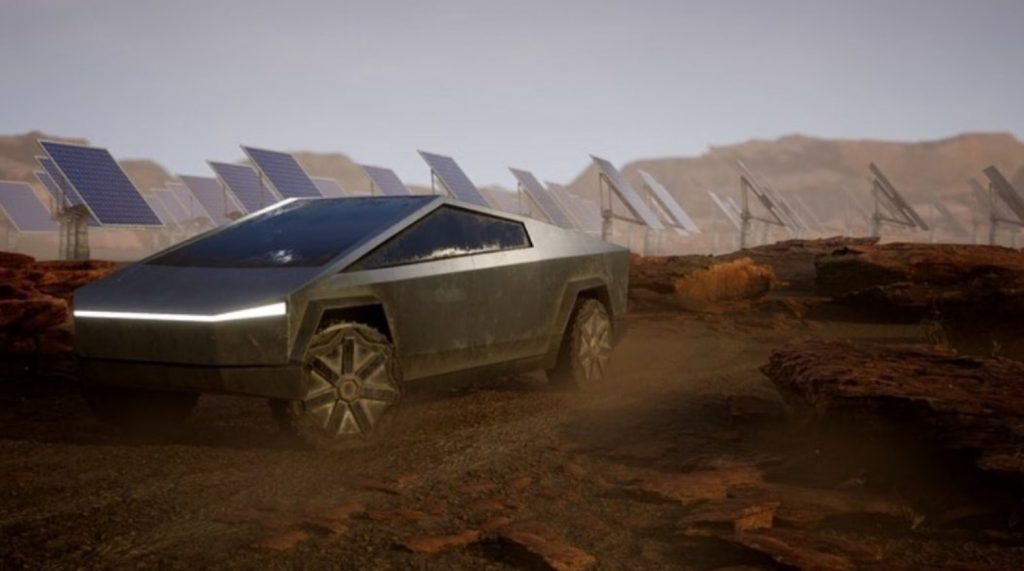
<box><xmin>545</xmin><ymin>278</ymin><xmax>612</xmax><ymax>365</ymax></box>
<box><xmin>291</xmin><ymin>297</ymin><xmax>394</xmax><ymax>361</ymax></box>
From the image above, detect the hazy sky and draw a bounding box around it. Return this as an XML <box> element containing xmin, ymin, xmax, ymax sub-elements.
<box><xmin>2</xmin><ymin>0</ymin><xmax>1022</xmax><ymax>187</ymax></box>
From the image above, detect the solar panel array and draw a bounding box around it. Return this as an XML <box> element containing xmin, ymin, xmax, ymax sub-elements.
<box><xmin>311</xmin><ymin>177</ymin><xmax>346</xmax><ymax>198</ymax></box>
<box><xmin>361</xmin><ymin>165</ymin><xmax>412</xmax><ymax>196</ymax></box>
<box><xmin>179</xmin><ymin>175</ymin><xmax>235</xmax><ymax>225</ymax></box>
<box><xmin>869</xmin><ymin>163</ymin><xmax>929</xmax><ymax>231</ymax></box>
<box><xmin>418</xmin><ymin>151</ymin><xmax>492</xmax><ymax>208</ymax></box>
<box><xmin>0</xmin><ymin>181</ymin><xmax>58</xmax><ymax>232</ymax></box>
<box><xmin>242</xmin><ymin>146</ymin><xmax>322</xmax><ymax>198</ymax></box>
<box><xmin>589</xmin><ymin>155</ymin><xmax>664</xmax><ymax>230</ymax></box>
<box><xmin>708</xmin><ymin>190</ymin><xmax>742</xmax><ymax>231</ymax></box>
<box><xmin>637</xmin><ymin>171</ymin><xmax>700</xmax><ymax>234</ymax></box>
<box><xmin>509</xmin><ymin>168</ymin><xmax>575</xmax><ymax>229</ymax></box>
<box><xmin>982</xmin><ymin>166</ymin><xmax>1024</xmax><ymax>224</ymax></box>
<box><xmin>40</xmin><ymin>141</ymin><xmax>162</xmax><ymax>227</ymax></box>
<box><xmin>209</xmin><ymin>162</ymin><xmax>274</xmax><ymax>213</ymax></box>
<box><xmin>155</xmin><ymin>188</ymin><xmax>192</xmax><ymax>226</ymax></box>
<box><xmin>548</xmin><ymin>182</ymin><xmax>602</xmax><ymax>233</ymax></box>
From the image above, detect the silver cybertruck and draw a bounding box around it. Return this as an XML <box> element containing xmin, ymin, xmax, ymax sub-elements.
<box><xmin>74</xmin><ymin>196</ymin><xmax>629</xmax><ymax>443</ymax></box>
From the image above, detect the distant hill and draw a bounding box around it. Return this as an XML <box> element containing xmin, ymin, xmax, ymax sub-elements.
<box><xmin>566</xmin><ymin>132</ymin><xmax>1024</xmax><ymax>233</ymax></box>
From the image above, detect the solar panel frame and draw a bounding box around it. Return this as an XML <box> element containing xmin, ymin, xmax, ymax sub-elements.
<box><xmin>179</xmin><ymin>175</ymin><xmax>236</xmax><ymax>226</ymax></box>
<box><xmin>241</xmin><ymin>146</ymin><xmax>323</xmax><ymax>199</ymax></box>
<box><xmin>708</xmin><ymin>190</ymin><xmax>742</xmax><ymax>231</ymax></box>
<box><xmin>547</xmin><ymin>182</ymin><xmax>602</xmax><ymax>234</ymax></box>
<box><xmin>39</xmin><ymin>140</ymin><xmax>162</xmax><ymax>227</ymax></box>
<box><xmin>0</xmin><ymin>181</ymin><xmax>58</xmax><ymax>232</ymax></box>
<box><xmin>310</xmin><ymin>176</ymin><xmax>346</xmax><ymax>198</ymax></box>
<box><xmin>869</xmin><ymin>163</ymin><xmax>930</xmax><ymax>231</ymax></box>
<box><xmin>360</xmin><ymin>165</ymin><xmax>412</xmax><ymax>196</ymax></box>
<box><xmin>33</xmin><ymin>170</ymin><xmax>61</xmax><ymax>209</ymax></box>
<box><xmin>735</xmin><ymin>160</ymin><xmax>791</xmax><ymax>229</ymax></box>
<box><xmin>509</xmin><ymin>168</ymin><xmax>576</xmax><ymax>229</ymax></box>
<box><xmin>589</xmin><ymin>156</ymin><xmax>664</xmax><ymax>230</ymax></box>
<box><xmin>141</xmin><ymin>191</ymin><xmax>179</xmax><ymax>231</ymax></box>
<box><xmin>209</xmin><ymin>161</ymin><xmax>276</xmax><ymax>213</ymax></box>
<box><xmin>155</xmin><ymin>188</ymin><xmax>192</xmax><ymax>226</ymax></box>
<box><xmin>637</xmin><ymin>170</ymin><xmax>700</xmax><ymax>234</ymax></box>
<box><xmin>418</xmin><ymin>151</ymin><xmax>492</xmax><ymax>208</ymax></box>
<box><xmin>166</xmin><ymin>182</ymin><xmax>214</xmax><ymax>225</ymax></box>
<box><xmin>982</xmin><ymin>165</ymin><xmax>1024</xmax><ymax>225</ymax></box>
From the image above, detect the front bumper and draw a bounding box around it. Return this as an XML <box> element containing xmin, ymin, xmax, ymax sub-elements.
<box><xmin>80</xmin><ymin>358</ymin><xmax>306</xmax><ymax>400</ymax></box>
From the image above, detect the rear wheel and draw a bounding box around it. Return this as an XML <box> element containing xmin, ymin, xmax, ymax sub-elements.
<box><xmin>81</xmin><ymin>384</ymin><xmax>199</xmax><ymax>428</ymax></box>
<box><xmin>270</xmin><ymin>322</ymin><xmax>401</xmax><ymax>446</ymax></box>
<box><xmin>547</xmin><ymin>298</ymin><xmax>613</xmax><ymax>389</ymax></box>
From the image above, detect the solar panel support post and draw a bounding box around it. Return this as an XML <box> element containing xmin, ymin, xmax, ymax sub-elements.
<box><xmin>598</xmin><ymin>173</ymin><xmax>613</xmax><ymax>242</ymax></box>
<box><xmin>988</xmin><ymin>181</ymin><xmax>1024</xmax><ymax>245</ymax></box>
<box><xmin>739</xmin><ymin>176</ymin><xmax>753</xmax><ymax>249</ymax></box>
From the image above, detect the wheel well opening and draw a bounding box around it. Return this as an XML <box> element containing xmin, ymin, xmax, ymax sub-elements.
<box><xmin>317</xmin><ymin>304</ymin><xmax>393</xmax><ymax>341</ymax></box>
<box><xmin>577</xmin><ymin>285</ymin><xmax>612</xmax><ymax>317</ymax></box>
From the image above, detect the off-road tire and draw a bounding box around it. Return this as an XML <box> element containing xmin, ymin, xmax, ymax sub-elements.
<box><xmin>81</xmin><ymin>384</ymin><xmax>199</xmax><ymax>428</ymax></box>
<box><xmin>547</xmin><ymin>298</ymin><xmax>613</xmax><ymax>389</ymax></box>
<box><xmin>270</xmin><ymin>322</ymin><xmax>401</xmax><ymax>447</ymax></box>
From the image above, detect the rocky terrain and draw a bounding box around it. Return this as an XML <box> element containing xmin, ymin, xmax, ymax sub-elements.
<box><xmin>1</xmin><ymin>239</ymin><xmax>1023</xmax><ymax>569</ymax></box>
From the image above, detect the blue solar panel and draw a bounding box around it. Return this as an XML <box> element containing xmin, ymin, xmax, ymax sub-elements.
<box><xmin>242</xmin><ymin>146</ymin><xmax>322</xmax><ymax>198</ymax></box>
<box><xmin>361</xmin><ymin>165</ymin><xmax>412</xmax><ymax>196</ymax></box>
<box><xmin>33</xmin><ymin>170</ymin><xmax>61</xmax><ymax>208</ymax></box>
<box><xmin>179</xmin><ymin>175</ymin><xmax>234</xmax><ymax>226</ymax></box>
<box><xmin>311</xmin><ymin>177</ymin><xmax>346</xmax><ymax>198</ymax></box>
<box><xmin>418</xmin><ymin>151</ymin><xmax>492</xmax><ymax>207</ymax></box>
<box><xmin>509</xmin><ymin>168</ymin><xmax>576</xmax><ymax>229</ymax></box>
<box><xmin>209</xmin><ymin>161</ymin><xmax>276</xmax><ymax>213</ymax></box>
<box><xmin>0</xmin><ymin>181</ymin><xmax>57</xmax><ymax>232</ymax></box>
<box><xmin>38</xmin><ymin>157</ymin><xmax>103</xmax><ymax>227</ymax></box>
<box><xmin>40</xmin><ymin>141</ymin><xmax>161</xmax><ymax>227</ymax></box>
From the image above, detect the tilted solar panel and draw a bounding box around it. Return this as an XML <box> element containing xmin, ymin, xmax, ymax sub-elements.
<box><xmin>869</xmin><ymin>163</ymin><xmax>929</xmax><ymax>231</ymax></box>
<box><xmin>33</xmin><ymin>170</ymin><xmax>61</xmax><ymax>208</ymax></box>
<box><xmin>982</xmin><ymin>166</ymin><xmax>1024</xmax><ymax>225</ymax></box>
<box><xmin>209</xmin><ymin>161</ymin><xmax>275</xmax><ymax>213</ymax></box>
<box><xmin>39</xmin><ymin>141</ymin><xmax>161</xmax><ymax>227</ymax></box>
<box><xmin>589</xmin><ymin>156</ymin><xmax>664</xmax><ymax>230</ymax></box>
<box><xmin>155</xmin><ymin>189</ymin><xmax>191</xmax><ymax>225</ymax></box>
<box><xmin>361</xmin><ymin>165</ymin><xmax>412</xmax><ymax>196</ymax></box>
<box><xmin>418</xmin><ymin>151</ymin><xmax>492</xmax><ymax>207</ymax></box>
<box><xmin>179</xmin><ymin>175</ymin><xmax>235</xmax><ymax>225</ymax></box>
<box><xmin>311</xmin><ymin>177</ymin><xmax>346</xmax><ymax>198</ymax></box>
<box><xmin>708</xmin><ymin>191</ymin><xmax>742</xmax><ymax>231</ymax></box>
<box><xmin>0</xmin><ymin>181</ymin><xmax>58</xmax><ymax>232</ymax></box>
<box><xmin>638</xmin><ymin>170</ymin><xmax>700</xmax><ymax>234</ymax></box>
<box><xmin>166</xmin><ymin>182</ymin><xmax>213</xmax><ymax>224</ymax></box>
<box><xmin>142</xmin><ymin>192</ymin><xmax>178</xmax><ymax>230</ymax></box>
<box><xmin>509</xmin><ymin>168</ymin><xmax>575</xmax><ymax>229</ymax></box>
<box><xmin>242</xmin><ymin>146</ymin><xmax>322</xmax><ymax>198</ymax></box>
<box><xmin>547</xmin><ymin>182</ymin><xmax>602</xmax><ymax>233</ymax></box>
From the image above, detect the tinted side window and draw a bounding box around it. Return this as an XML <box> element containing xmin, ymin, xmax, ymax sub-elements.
<box><xmin>350</xmin><ymin>206</ymin><xmax>531</xmax><ymax>270</ymax></box>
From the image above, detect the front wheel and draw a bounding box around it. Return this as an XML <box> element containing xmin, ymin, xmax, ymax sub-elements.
<box><xmin>547</xmin><ymin>298</ymin><xmax>613</xmax><ymax>389</ymax></box>
<box><xmin>270</xmin><ymin>322</ymin><xmax>401</xmax><ymax>446</ymax></box>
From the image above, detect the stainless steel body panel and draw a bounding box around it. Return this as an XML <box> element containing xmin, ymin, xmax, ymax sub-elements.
<box><xmin>75</xmin><ymin>197</ymin><xmax>629</xmax><ymax>397</ymax></box>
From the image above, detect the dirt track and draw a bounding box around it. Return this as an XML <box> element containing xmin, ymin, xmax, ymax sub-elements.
<box><xmin>1</xmin><ymin>313</ymin><xmax>1022</xmax><ymax>569</ymax></box>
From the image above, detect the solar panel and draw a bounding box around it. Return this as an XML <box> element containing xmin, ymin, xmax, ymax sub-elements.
<box><xmin>708</xmin><ymin>191</ymin><xmax>742</xmax><ymax>231</ymax></box>
<box><xmin>209</xmin><ymin>161</ymin><xmax>276</xmax><ymax>212</ymax></box>
<box><xmin>792</xmin><ymin>195</ymin><xmax>826</xmax><ymax>233</ymax></box>
<box><xmin>33</xmin><ymin>170</ymin><xmax>61</xmax><ymax>209</ymax></box>
<box><xmin>241</xmin><ymin>146</ymin><xmax>322</xmax><ymax>198</ymax></box>
<box><xmin>39</xmin><ymin>141</ymin><xmax>161</xmax><ymax>227</ymax></box>
<box><xmin>735</xmin><ymin>160</ymin><xmax>790</xmax><ymax>229</ymax></box>
<box><xmin>179</xmin><ymin>175</ymin><xmax>236</xmax><ymax>225</ymax></box>
<box><xmin>547</xmin><ymin>182</ymin><xmax>602</xmax><ymax>234</ymax></box>
<box><xmin>142</xmin><ymin>191</ymin><xmax>179</xmax><ymax>230</ymax></box>
<box><xmin>869</xmin><ymin>163</ymin><xmax>929</xmax><ymax>231</ymax></box>
<box><xmin>930</xmin><ymin>199</ymin><xmax>969</xmax><ymax>237</ymax></box>
<box><xmin>637</xmin><ymin>171</ymin><xmax>700</xmax><ymax>233</ymax></box>
<box><xmin>361</xmin><ymin>164</ymin><xmax>412</xmax><ymax>196</ymax></box>
<box><xmin>982</xmin><ymin>166</ymin><xmax>1024</xmax><ymax>224</ymax></box>
<box><xmin>155</xmin><ymin>188</ymin><xmax>191</xmax><ymax>225</ymax></box>
<box><xmin>589</xmin><ymin>155</ymin><xmax>664</xmax><ymax>230</ymax></box>
<box><xmin>0</xmin><ymin>181</ymin><xmax>58</xmax><ymax>232</ymax></box>
<box><xmin>38</xmin><ymin>156</ymin><xmax>86</xmax><ymax>208</ymax></box>
<box><xmin>482</xmin><ymin>187</ymin><xmax>521</xmax><ymax>214</ymax></box>
<box><xmin>418</xmin><ymin>151</ymin><xmax>492</xmax><ymax>207</ymax></box>
<box><xmin>509</xmin><ymin>168</ymin><xmax>576</xmax><ymax>229</ymax></box>
<box><xmin>311</xmin><ymin>177</ymin><xmax>346</xmax><ymax>198</ymax></box>
<box><xmin>166</xmin><ymin>182</ymin><xmax>213</xmax><ymax>224</ymax></box>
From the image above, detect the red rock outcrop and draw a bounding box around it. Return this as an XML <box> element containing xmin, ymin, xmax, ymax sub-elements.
<box><xmin>763</xmin><ymin>340</ymin><xmax>1024</xmax><ymax>479</ymax></box>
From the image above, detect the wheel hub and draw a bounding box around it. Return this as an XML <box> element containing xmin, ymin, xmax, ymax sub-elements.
<box><xmin>338</xmin><ymin>378</ymin><xmax>361</xmax><ymax>401</ymax></box>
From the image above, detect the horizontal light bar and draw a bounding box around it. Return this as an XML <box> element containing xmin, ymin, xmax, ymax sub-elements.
<box><xmin>74</xmin><ymin>302</ymin><xmax>286</xmax><ymax>323</ymax></box>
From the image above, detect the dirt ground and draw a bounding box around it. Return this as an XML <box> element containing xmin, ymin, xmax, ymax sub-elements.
<box><xmin>1</xmin><ymin>311</ymin><xmax>1022</xmax><ymax>569</ymax></box>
